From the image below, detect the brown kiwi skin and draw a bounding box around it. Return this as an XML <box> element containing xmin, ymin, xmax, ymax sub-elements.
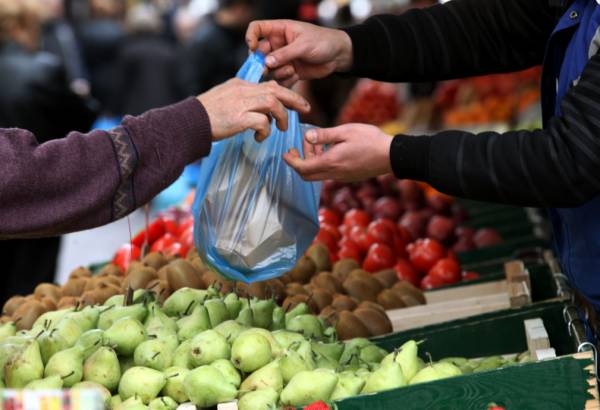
<box><xmin>319</xmin><ymin>306</ymin><xmax>338</xmax><ymax>323</ymax></box>
<box><xmin>282</xmin><ymin>294</ymin><xmax>319</xmax><ymax>314</ymax></box>
<box><xmin>376</xmin><ymin>289</ymin><xmax>407</xmax><ymax>310</ymax></box>
<box><xmin>202</xmin><ymin>271</ymin><xmax>233</xmax><ymax>294</ymax></box>
<box><xmin>235</xmin><ymin>281</ymin><xmax>267</xmax><ymax>300</ymax></box>
<box><xmin>332</xmin><ymin>259</ymin><xmax>360</xmax><ymax>283</ymax></box>
<box><xmin>142</xmin><ymin>252</ymin><xmax>168</xmax><ymax>270</ymax></box>
<box><xmin>342</xmin><ymin>276</ymin><xmax>382</xmax><ymax>302</ymax></box>
<box><xmin>69</xmin><ymin>266</ymin><xmax>92</xmax><ymax>279</ymax></box>
<box><xmin>3</xmin><ymin>295</ymin><xmax>26</xmax><ymax>317</ymax></box>
<box><xmin>98</xmin><ymin>264</ymin><xmax>122</xmax><ymax>277</ymax></box>
<box><xmin>13</xmin><ymin>300</ymin><xmax>46</xmax><ymax>331</ymax></box>
<box><xmin>335</xmin><ymin>310</ymin><xmax>372</xmax><ymax>340</ymax></box>
<box><xmin>57</xmin><ymin>296</ymin><xmax>78</xmax><ymax>309</ymax></box>
<box><xmin>311</xmin><ymin>288</ymin><xmax>333</xmax><ymax>312</ymax></box>
<box><xmin>288</xmin><ymin>256</ymin><xmax>317</xmax><ymax>284</ymax></box>
<box><xmin>358</xmin><ymin>301</ymin><xmax>388</xmax><ymax>313</ymax></box>
<box><xmin>40</xmin><ymin>297</ymin><xmax>57</xmax><ymax>312</ymax></box>
<box><xmin>331</xmin><ymin>294</ymin><xmax>358</xmax><ymax>311</ymax></box>
<box><xmin>285</xmin><ymin>282</ymin><xmax>308</xmax><ymax>297</ymax></box>
<box><xmin>62</xmin><ymin>278</ymin><xmax>89</xmax><ymax>297</ymax></box>
<box><xmin>166</xmin><ymin>259</ymin><xmax>204</xmax><ymax>290</ymax></box>
<box><xmin>263</xmin><ymin>279</ymin><xmax>286</xmax><ymax>304</ymax></box>
<box><xmin>126</xmin><ymin>267</ymin><xmax>158</xmax><ymax>290</ymax></box>
<box><xmin>34</xmin><ymin>284</ymin><xmax>62</xmax><ymax>302</ymax></box>
<box><xmin>392</xmin><ymin>281</ymin><xmax>426</xmax><ymax>304</ymax></box>
<box><xmin>373</xmin><ymin>269</ymin><xmax>398</xmax><ymax>288</ymax></box>
<box><xmin>353</xmin><ymin>307</ymin><xmax>393</xmax><ymax>336</ymax></box>
<box><xmin>310</xmin><ymin>272</ymin><xmax>341</xmax><ymax>294</ymax></box>
<box><xmin>306</xmin><ymin>243</ymin><xmax>332</xmax><ymax>273</ymax></box>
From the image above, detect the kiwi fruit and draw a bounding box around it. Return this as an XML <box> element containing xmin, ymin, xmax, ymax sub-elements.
<box><xmin>0</xmin><ymin>316</ymin><xmax>12</xmax><ymax>324</ymax></box>
<box><xmin>40</xmin><ymin>297</ymin><xmax>57</xmax><ymax>312</ymax></box>
<box><xmin>306</xmin><ymin>243</ymin><xmax>332</xmax><ymax>273</ymax></box>
<box><xmin>126</xmin><ymin>260</ymin><xmax>146</xmax><ymax>273</ymax></box>
<box><xmin>311</xmin><ymin>288</ymin><xmax>333</xmax><ymax>312</ymax></box>
<box><xmin>99</xmin><ymin>275</ymin><xmax>122</xmax><ymax>289</ymax></box>
<box><xmin>157</xmin><ymin>265</ymin><xmax>169</xmax><ymax>282</ymax></box>
<box><xmin>282</xmin><ymin>294</ymin><xmax>309</xmax><ymax>312</ymax></box>
<box><xmin>69</xmin><ymin>266</ymin><xmax>92</xmax><ymax>279</ymax></box>
<box><xmin>127</xmin><ymin>267</ymin><xmax>158</xmax><ymax>290</ymax></box>
<box><xmin>33</xmin><ymin>284</ymin><xmax>62</xmax><ymax>302</ymax></box>
<box><xmin>288</xmin><ymin>256</ymin><xmax>317</xmax><ymax>284</ymax></box>
<box><xmin>332</xmin><ymin>259</ymin><xmax>360</xmax><ymax>283</ymax></box>
<box><xmin>310</xmin><ymin>272</ymin><xmax>341</xmax><ymax>294</ymax></box>
<box><xmin>392</xmin><ymin>281</ymin><xmax>426</xmax><ymax>304</ymax></box>
<box><xmin>335</xmin><ymin>310</ymin><xmax>372</xmax><ymax>340</ymax></box>
<box><xmin>142</xmin><ymin>252</ymin><xmax>168</xmax><ymax>270</ymax></box>
<box><xmin>331</xmin><ymin>294</ymin><xmax>358</xmax><ymax>311</ymax></box>
<box><xmin>342</xmin><ymin>276</ymin><xmax>382</xmax><ymax>302</ymax></box>
<box><xmin>357</xmin><ymin>301</ymin><xmax>387</xmax><ymax>313</ymax></box>
<box><xmin>200</xmin><ymin>270</ymin><xmax>233</xmax><ymax>293</ymax></box>
<box><xmin>3</xmin><ymin>295</ymin><xmax>26</xmax><ymax>316</ymax></box>
<box><xmin>285</xmin><ymin>282</ymin><xmax>308</xmax><ymax>297</ymax></box>
<box><xmin>319</xmin><ymin>306</ymin><xmax>338</xmax><ymax>323</ymax></box>
<box><xmin>235</xmin><ymin>281</ymin><xmax>267</xmax><ymax>299</ymax></box>
<box><xmin>57</xmin><ymin>296</ymin><xmax>78</xmax><ymax>309</ymax></box>
<box><xmin>397</xmin><ymin>293</ymin><xmax>422</xmax><ymax>307</ymax></box>
<box><xmin>264</xmin><ymin>279</ymin><xmax>286</xmax><ymax>303</ymax></box>
<box><xmin>166</xmin><ymin>260</ymin><xmax>203</xmax><ymax>290</ymax></box>
<box><xmin>186</xmin><ymin>248</ymin><xmax>200</xmax><ymax>261</ymax></box>
<box><xmin>62</xmin><ymin>278</ymin><xmax>89</xmax><ymax>297</ymax></box>
<box><xmin>346</xmin><ymin>269</ymin><xmax>371</xmax><ymax>282</ymax></box>
<box><xmin>98</xmin><ymin>264</ymin><xmax>122</xmax><ymax>277</ymax></box>
<box><xmin>13</xmin><ymin>301</ymin><xmax>46</xmax><ymax>331</ymax></box>
<box><xmin>189</xmin><ymin>257</ymin><xmax>206</xmax><ymax>274</ymax></box>
<box><xmin>147</xmin><ymin>280</ymin><xmax>171</xmax><ymax>304</ymax></box>
<box><xmin>373</xmin><ymin>269</ymin><xmax>398</xmax><ymax>288</ymax></box>
<box><xmin>376</xmin><ymin>289</ymin><xmax>407</xmax><ymax>310</ymax></box>
<box><xmin>78</xmin><ymin>291</ymin><xmax>99</xmax><ymax>306</ymax></box>
<box><xmin>353</xmin><ymin>307</ymin><xmax>393</xmax><ymax>336</ymax></box>
<box><xmin>279</xmin><ymin>272</ymin><xmax>293</xmax><ymax>284</ymax></box>
<box><xmin>83</xmin><ymin>277</ymin><xmax>99</xmax><ymax>292</ymax></box>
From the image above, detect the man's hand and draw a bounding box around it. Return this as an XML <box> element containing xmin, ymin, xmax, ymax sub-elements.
<box><xmin>283</xmin><ymin>124</ymin><xmax>393</xmax><ymax>182</ymax></box>
<box><xmin>246</xmin><ymin>20</ymin><xmax>353</xmax><ymax>86</ymax></box>
<box><xmin>197</xmin><ymin>78</ymin><xmax>310</xmax><ymax>142</ymax></box>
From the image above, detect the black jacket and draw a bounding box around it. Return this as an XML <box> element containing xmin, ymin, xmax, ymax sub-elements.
<box><xmin>110</xmin><ymin>33</ymin><xmax>183</xmax><ymax>116</ymax></box>
<box><xmin>343</xmin><ymin>0</ymin><xmax>600</xmax><ymax>208</ymax></box>
<box><xmin>0</xmin><ymin>41</ymin><xmax>95</xmax><ymax>142</ymax></box>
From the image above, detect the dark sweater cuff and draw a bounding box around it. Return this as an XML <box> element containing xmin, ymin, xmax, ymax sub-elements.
<box><xmin>390</xmin><ymin>135</ymin><xmax>431</xmax><ymax>181</ymax></box>
<box><xmin>340</xmin><ymin>17</ymin><xmax>388</xmax><ymax>78</ymax></box>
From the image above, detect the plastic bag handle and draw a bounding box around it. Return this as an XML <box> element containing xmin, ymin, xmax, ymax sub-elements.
<box><xmin>236</xmin><ymin>52</ymin><xmax>266</xmax><ymax>84</ymax></box>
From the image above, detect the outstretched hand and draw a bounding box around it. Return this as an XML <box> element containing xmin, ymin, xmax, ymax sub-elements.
<box><xmin>283</xmin><ymin>124</ymin><xmax>393</xmax><ymax>182</ymax></box>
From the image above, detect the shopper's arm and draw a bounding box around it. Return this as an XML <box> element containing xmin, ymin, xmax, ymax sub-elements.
<box><xmin>343</xmin><ymin>0</ymin><xmax>557</xmax><ymax>82</ymax></box>
<box><xmin>392</xmin><ymin>52</ymin><xmax>600</xmax><ymax>208</ymax></box>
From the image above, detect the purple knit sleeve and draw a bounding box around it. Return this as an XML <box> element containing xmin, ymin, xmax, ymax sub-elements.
<box><xmin>0</xmin><ymin>97</ymin><xmax>212</xmax><ymax>238</ymax></box>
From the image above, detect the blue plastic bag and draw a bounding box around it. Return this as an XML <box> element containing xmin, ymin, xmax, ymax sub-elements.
<box><xmin>193</xmin><ymin>52</ymin><xmax>321</xmax><ymax>283</ymax></box>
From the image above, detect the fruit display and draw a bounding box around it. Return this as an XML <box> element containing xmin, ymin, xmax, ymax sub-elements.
<box><xmin>0</xmin><ymin>286</ymin><xmax>531</xmax><ymax>410</ymax></box>
<box><xmin>337</xmin><ymin>79</ymin><xmax>401</xmax><ymax>126</ymax></box>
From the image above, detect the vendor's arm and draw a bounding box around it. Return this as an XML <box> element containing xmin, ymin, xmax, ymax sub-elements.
<box><xmin>0</xmin><ymin>79</ymin><xmax>309</xmax><ymax>238</ymax></box>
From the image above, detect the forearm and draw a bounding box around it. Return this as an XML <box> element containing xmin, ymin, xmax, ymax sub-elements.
<box><xmin>342</xmin><ymin>0</ymin><xmax>556</xmax><ymax>82</ymax></box>
<box><xmin>0</xmin><ymin>97</ymin><xmax>211</xmax><ymax>238</ymax></box>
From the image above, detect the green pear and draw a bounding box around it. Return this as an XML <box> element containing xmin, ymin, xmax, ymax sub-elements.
<box><xmin>189</xmin><ymin>329</ymin><xmax>230</xmax><ymax>367</ymax></box>
<box><xmin>183</xmin><ymin>365</ymin><xmax>237</xmax><ymax>407</ymax></box>
<box><xmin>72</xmin><ymin>381</ymin><xmax>111</xmax><ymax>407</ymax></box>
<box><xmin>119</xmin><ymin>366</ymin><xmax>166</xmax><ymax>404</ymax></box>
<box><xmin>231</xmin><ymin>331</ymin><xmax>272</xmax><ymax>373</ymax></box>
<box><xmin>286</xmin><ymin>314</ymin><xmax>323</xmax><ymax>339</ymax></box>
<box><xmin>146</xmin><ymin>329</ymin><xmax>179</xmax><ymax>352</ymax></box>
<box><xmin>355</xmin><ymin>367</ymin><xmax>371</xmax><ymax>382</ymax></box>
<box><xmin>213</xmin><ymin>320</ymin><xmax>247</xmax><ymax>342</ymax></box>
<box><xmin>53</xmin><ymin>316</ymin><xmax>84</xmax><ymax>347</ymax></box>
<box><xmin>204</xmin><ymin>299</ymin><xmax>230</xmax><ymax>328</ymax></box>
<box><xmin>65</xmin><ymin>306</ymin><xmax>100</xmax><ymax>331</ymax></box>
<box><xmin>280</xmin><ymin>369</ymin><xmax>338</xmax><ymax>406</ymax></box>
<box><xmin>120</xmin><ymin>356</ymin><xmax>136</xmax><ymax>375</ymax></box>
<box><xmin>104</xmin><ymin>317</ymin><xmax>146</xmax><ymax>356</ymax></box>
<box><xmin>4</xmin><ymin>341</ymin><xmax>44</xmax><ymax>387</ymax></box>
<box><xmin>0</xmin><ymin>322</ymin><xmax>16</xmax><ymax>342</ymax></box>
<box><xmin>148</xmin><ymin>396</ymin><xmax>177</xmax><ymax>410</ymax></box>
<box><xmin>98</xmin><ymin>304</ymin><xmax>148</xmax><ymax>330</ymax></box>
<box><xmin>0</xmin><ymin>342</ymin><xmax>26</xmax><ymax>373</ymax></box>
<box><xmin>238</xmin><ymin>387</ymin><xmax>279</xmax><ymax>410</ymax></box>
<box><xmin>440</xmin><ymin>357</ymin><xmax>469</xmax><ymax>367</ymax></box>
<box><xmin>83</xmin><ymin>346</ymin><xmax>121</xmax><ymax>391</ymax></box>
<box><xmin>284</xmin><ymin>303</ymin><xmax>310</xmax><ymax>326</ymax></box>
<box><xmin>433</xmin><ymin>361</ymin><xmax>463</xmax><ymax>377</ymax></box>
<box><xmin>145</xmin><ymin>303</ymin><xmax>177</xmax><ymax>333</ymax></box>
<box><xmin>33</xmin><ymin>308</ymin><xmax>74</xmax><ymax>329</ymax></box>
<box><xmin>240</xmin><ymin>360</ymin><xmax>283</xmax><ymax>394</ymax></box>
<box><xmin>77</xmin><ymin>329</ymin><xmax>105</xmax><ymax>360</ymax></box>
<box><xmin>118</xmin><ymin>396</ymin><xmax>147</xmax><ymax>410</ymax></box>
<box><xmin>243</xmin><ymin>328</ymin><xmax>282</xmax><ymax>357</ymax></box>
<box><xmin>38</xmin><ymin>329</ymin><xmax>70</xmax><ymax>364</ymax></box>
<box><xmin>162</xmin><ymin>366</ymin><xmax>189</xmax><ymax>403</ymax></box>
<box><xmin>176</xmin><ymin>305</ymin><xmax>210</xmax><ymax>341</ymax></box>
<box><xmin>249</xmin><ymin>299</ymin><xmax>275</xmax><ymax>329</ymax></box>
<box><xmin>409</xmin><ymin>365</ymin><xmax>444</xmax><ymax>385</ymax></box>
<box><xmin>360</xmin><ymin>345</ymin><xmax>388</xmax><ymax>364</ymax></box>
<box><xmin>361</xmin><ymin>359</ymin><xmax>406</xmax><ymax>394</ymax></box>
<box><xmin>223</xmin><ymin>293</ymin><xmax>243</xmax><ymax>319</ymax></box>
<box><xmin>271</xmin><ymin>307</ymin><xmax>285</xmax><ymax>331</ymax></box>
<box><xmin>272</xmin><ymin>330</ymin><xmax>306</xmax><ymax>349</ymax></box>
<box><xmin>386</xmin><ymin>340</ymin><xmax>421</xmax><ymax>381</ymax></box>
<box><xmin>134</xmin><ymin>339</ymin><xmax>174</xmax><ymax>371</ymax></box>
<box><xmin>25</xmin><ymin>374</ymin><xmax>63</xmax><ymax>390</ymax></box>
<box><xmin>312</xmin><ymin>341</ymin><xmax>345</xmax><ymax>363</ymax></box>
<box><xmin>236</xmin><ymin>304</ymin><xmax>254</xmax><ymax>327</ymax></box>
<box><xmin>110</xmin><ymin>394</ymin><xmax>122</xmax><ymax>409</ymax></box>
<box><xmin>280</xmin><ymin>341</ymin><xmax>315</xmax><ymax>383</ymax></box>
<box><xmin>172</xmin><ymin>340</ymin><xmax>192</xmax><ymax>369</ymax></box>
<box><xmin>330</xmin><ymin>371</ymin><xmax>366</xmax><ymax>401</ymax></box>
<box><xmin>339</xmin><ymin>338</ymin><xmax>371</xmax><ymax>364</ymax></box>
<box><xmin>473</xmin><ymin>356</ymin><xmax>504</xmax><ymax>373</ymax></box>
<box><xmin>211</xmin><ymin>359</ymin><xmax>241</xmax><ymax>388</ymax></box>
<box><xmin>314</xmin><ymin>351</ymin><xmax>338</xmax><ymax>370</ymax></box>
<box><xmin>44</xmin><ymin>345</ymin><xmax>85</xmax><ymax>387</ymax></box>
<box><xmin>104</xmin><ymin>295</ymin><xmax>125</xmax><ymax>307</ymax></box>
<box><xmin>162</xmin><ymin>288</ymin><xmax>206</xmax><ymax>317</ymax></box>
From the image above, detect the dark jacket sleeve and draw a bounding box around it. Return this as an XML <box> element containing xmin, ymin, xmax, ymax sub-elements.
<box><xmin>392</xmin><ymin>52</ymin><xmax>600</xmax><ymax>208</ymax></box>
<box><xmin>0</xmin><ymin>97</ymin><xmax>212</xmax><ymax>239</ymax></box>
<box><xmin>342</xmin><ymin>0</ymin><xmax>558</xmax><ymax>82</ymax></box>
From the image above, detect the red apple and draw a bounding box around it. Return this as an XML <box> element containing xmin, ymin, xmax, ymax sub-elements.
<box><xmin>407</xmin><ymin>238</ymin><xmax>447</xmax><ymax>273</ymax></box>
<box><xmin>363</xmin><ymin>243</ymin><xmax>395</xmax><ymax>272</ymax></box>
<box><xmin>399</xmin><ymin>211</ymin><xmax>427</xmax><ymax>240</ymax></box>
<box><xmin>426</xmin><ymin>215</ymin><xmax>456</xmax><ymax>243</ymax></box>
<box><xmin>373</xmin><ymin>196</ymin><xmax>403</xmax><ymax>221</ymax></box>
<box><xmin>473</xmin><ymin>228</ymin><xmax>503</xmax><ymax>248</ymax></box>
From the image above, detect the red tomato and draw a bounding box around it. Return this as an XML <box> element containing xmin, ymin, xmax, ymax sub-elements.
<box><xmin>131</xmin><ymin>219</ymin><xmax>165</xmax><ymax>248</ymax></box>
<box><xmin>407</xmin><ymin>238</ymin><xmax>447</xmax><ymax>273</ymax></box>
<box><xmin>303</xmin><ymin>400</ymin><xmax>330</xmax><ymax>410</ymax></box>
<box><xmin>396</xmin><ymin>225</ymin><xmax>413</xmax><ymax>244</ymax></box>
<box><xmin>112</xmin><ymin>244</ymin><xmax>141</xmax><ymax>272</ymax></box>
<box><xmin>367</xmin><ymin>219</ymin><xmax>395</xmax><ymax>245</ymax></box>
<box><xmin>338</xmin><ymin>224</ymin><xmax>350</xmax><ymax>237</ymax></box>
<box><xmin>179</xmin><ymin>227</ymin><xmax>194</xmax><ymax>252</ymax></box>
<box><xmin>394</xmin><ymin>259</ymin><xmax>420</xmax><ymax>287</ymax></box>
<box><xmin>462</xmin><ymin>271</ymin><xmax>481</xmax><ymax>281</ymax></box>
<box><xmin>428</xmin><ymin>258</ymin><xmax>461</xmax><ymax>284</ymax></box>
<box><xmin>338</xmin><ymin>246</ymin><xmax>362</xmax><ymax>262</ymax></box>
<box><xmin>363</xmin><ymin>243</ymin><xmax>395</xmax><ymax>272</ymax></box>
<box><xmin>151</xmin><ymin>233</ymin><xmax>177</xmax><ymax>253</ymax></box>
<box><xmin>177</xmin><ymin>218</ymin><xmax>194</xmax><ymax>236</ymax></box>
<box><xmin>349</xmin><ymin>225</ymin><xmax>376</xmax><ymax>253</ymax></box>
<box><xmin>447</xmin><ymin>250</ymin><xmax>459</xmax><ymax>263</ymax></box>
<box><xmin>163</xmin><ymin>216</ymin><xmax>179</xmax><ymax>235</ymax></box>
<box><xmin>343</xmin><ymin>209</ymin><xmax>371</xmax><ymax>228</ymax></box>
<box><xmin>320</xmin><ymin>223</ymin><xmax>341</xmax><ymax>241</ymax></box>
<box><xmin>164</xmin><ymin>242</ymin><xmax>187</xmax><ymax>258</ymax></box>
<box><xmin>420</xmin><ymin>274</ymin><xmax>446</xmax><ymax>290</ymax></box>
<box><xmin>314</xmin><ymin>229</ymin><xmax>338</xmax><ymax>254</ymax></box>
<box><xmin>319</xmin><ymin>208</ymin><xmax>341</xmax><ymax>226</ymax></box>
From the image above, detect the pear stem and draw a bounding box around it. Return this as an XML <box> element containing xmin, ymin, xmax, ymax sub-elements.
<box><xmin>183</xmin><ymin>301</ymin><xmax>195</xmax><ymax>316</ymax></box>
<box><xmin>426</xmin><ymin>352</ymin><xmax>433</xmax><ymax>367</ymax></box>
<box><xmin>61</xmin><ymin>371</ymin><xmax>75</xmax><ymax>380</ymax></box>
<box><xmin>166</xmin><ymin>373</ymin><xmax>179</xmax><ymax>379</ymax></box>
<box><xmin>152</xmin><ymin>352</ymin><xmax>160</xmax><ymax>360</ymax></box>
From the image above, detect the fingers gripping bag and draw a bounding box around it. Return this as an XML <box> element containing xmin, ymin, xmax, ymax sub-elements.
<box><xmin>192</xmin><ymin>52</ymin><xmax>321</xmax><ymax>283</ymax></box>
